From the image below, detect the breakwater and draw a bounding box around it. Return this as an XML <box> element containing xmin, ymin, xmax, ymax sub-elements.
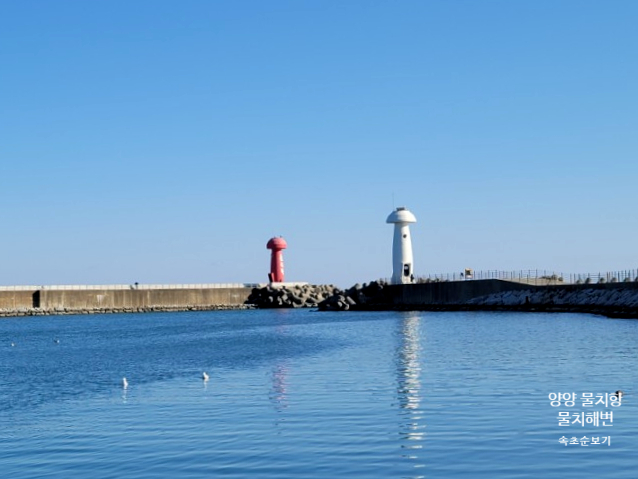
<box><xmin>246</xmin><ymin>282</ymin><xmax>392</xmax><ymax>310</ymax></box>
<box><xmin>0</xmin><ymin>284</ymin><xmax>255</xmax><ymax>318</ymax></box>
<box><xmin>4</xmin><ymin>280</ymin><xmax>638</xmax><ymax>319</ymax></box>
<box><xmin>317</xmin><ymin>281</ymin><xmax>391</xmax><ymax>311</ymax></box>
<box><xmin>317</xmin><ymin>280</ymin><xmax>638</xmax><ymax>318</ymax></box>
<box><xmin>316</xmin><ymin>280</ymin><xmax>525</xmax><ymax>312</ymax></box>
<box><xmin>247</xmin><ymin>284</ymin><xmax>337</xmax><ymax>308</ymax></box>
<box><xmin>464</xmin><ymin>281</ymin><xmax>638</xmax><ymax>318</ymax></box>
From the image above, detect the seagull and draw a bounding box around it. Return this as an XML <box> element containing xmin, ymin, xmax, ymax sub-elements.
<box><xmin>54</xmin><ymin>339</ymin><xmax>60</xmax><ymax>344</ymax></box>
<box><xmin>202</xmin><ymin>372</ymin><xmax>209</xmax><ymax>382</ymax></box>
<box><xmin>10</xmin><ymin>342</ymin><xmax>15</xmax><ymax>347</ymax></box>
<box><xmin>614</xmin><ymin>390</ymin><xmax>624</xmax><ymax>398</ymax></box>
<box><xmin>122</xmin><ymin>377</ymin><xmax>129</xmax><ymax>389</ymax></box>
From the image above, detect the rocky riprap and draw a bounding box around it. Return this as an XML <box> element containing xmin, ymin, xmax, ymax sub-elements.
<box><xmin>317</xmin><ymin>281</ymin><xmax>391</xmax><ymax>311</ymax></box>
<box><xmin>0</xmin><ymin>304</ymin><xmax>252</xmax><ymax>318</ymax></box>
<box><xmin>246</xmin><ymin>284</ymin><xmax>338</xmax><ymax>308</ymax></box>
<box><xmin>468</xmin><ymin>287</ymin><xmax>638</xmax><ymax>308</ymax></box>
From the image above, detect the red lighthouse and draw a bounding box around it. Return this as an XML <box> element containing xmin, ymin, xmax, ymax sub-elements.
<box><xmin>266</xmin><ymin>237</ymin><xmax>287</xmax><ymax>283</ymax></box>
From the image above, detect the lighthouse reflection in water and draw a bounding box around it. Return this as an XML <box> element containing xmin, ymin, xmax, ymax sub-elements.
<box><xmin>396</xmin><ymin>312</ymin><xmax>425</xmax><ymax>469</ymax></box>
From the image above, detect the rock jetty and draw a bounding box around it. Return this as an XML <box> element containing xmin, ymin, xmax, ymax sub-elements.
<box><xmin>464</xmin><ymin>286</ymin><xmax>638</xmax><ymax>318</ymax></box>
<box><xmin>246</xmin><ymin>284</ymin><xmax>338</xmax><ymax>308</ymax></box>
<box><xmin>317</xmin><ymin>280</ymin><xmax>638</xmax><ymax>319</ymax></box>
<box><xmin>245</xmin><ymin>281</ymin><xmax>393</xmax><ymax>311</ymax></box>
<box><xmin>317</xmin><ymin>281</ymin><xmax>390</xmax><ymax>311</ymax></box>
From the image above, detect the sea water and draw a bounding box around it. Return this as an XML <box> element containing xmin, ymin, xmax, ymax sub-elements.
<box><xmin>1</xmin><ymin>309</ymin><xmax>637</xmax><ymax>478</ymax></box>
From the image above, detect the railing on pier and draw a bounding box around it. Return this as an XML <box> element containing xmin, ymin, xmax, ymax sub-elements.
<box><xmin>401</xmin><ymin>269</ymin><xmax>638</xmax><ymax>286</ymax></box>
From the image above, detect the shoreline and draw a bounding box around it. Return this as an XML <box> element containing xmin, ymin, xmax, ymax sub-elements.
<box><xmin>0</xmin><ymin>304</ymin><xmax>254</xmax><ymax>318</ymax></box>
<box><xmin>2</xmin><ymin>302</ymin><xmax>636</xmax><ymax>320</ymax></box>
<box><xmin>351</xmin><ymin>303</ymin><xmax>638</xmax><ymax>319</ymax></box>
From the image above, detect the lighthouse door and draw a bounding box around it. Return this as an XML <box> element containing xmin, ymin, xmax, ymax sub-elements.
<box><xmin>403</xmin><ymin>264</ymin><xmax>411</xmax><ymax>277</ymax></box>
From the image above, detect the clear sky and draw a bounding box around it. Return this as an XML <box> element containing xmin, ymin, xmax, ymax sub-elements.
<box><xmin>1</xmin><ymin>1</ymin><xmax>636</xmax><ymax>287</ymax></box>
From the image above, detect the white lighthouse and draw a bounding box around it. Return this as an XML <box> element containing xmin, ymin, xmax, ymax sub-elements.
<box><xmin>386</xmin><ymin>207</ymin><xmax>417</xmax><ymax>285</ymax></box>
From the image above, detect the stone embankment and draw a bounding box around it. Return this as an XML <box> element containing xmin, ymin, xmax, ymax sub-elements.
<box><xmin>247</xmin><ymin>281</ymin><xmax>392</xmax><ymax>311</ymax></box>
<box><xmin>0</xmin><ymin>304</ymin><xmax>252</xmax><ymax>318</ymax></box>
<box><xmin>317</xmin><ymin>281</ymin><xmax>390</xmax><ymax>311</ymax></box>
<box><xmin>247</xmin><ymin>284</ymin><xmax>338</xmax><ymax>308</ymax></box>
<box><xmin>466</xmin><ymin>287</ymin><xmax>638</xmax><ymax>318</ymax></box>
<box><xmin>316</xmin><ymin>280</ymin><xmax>638</xmax><ymax>319</ymax></box>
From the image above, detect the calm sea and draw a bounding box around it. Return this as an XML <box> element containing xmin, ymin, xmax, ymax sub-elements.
<box><xmin>1</xmin><ymin>309</ymin><xmax>636</xmax><ymax>478</ymax></box>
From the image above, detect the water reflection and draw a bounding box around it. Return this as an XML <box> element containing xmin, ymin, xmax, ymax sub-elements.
<box><xmin>270</xmin><ymin>361</ymin><xmax>289</xmax><ymax>413</ymax></box>
<box><xmin>396</xmin><ymin>312</ymin><xmax>425</xmax><ymax>478</ymax></box>
<box><xmin>270</xmin><ymin>315</ymin><xmax>290</xmax><ymax>422</ymax></box>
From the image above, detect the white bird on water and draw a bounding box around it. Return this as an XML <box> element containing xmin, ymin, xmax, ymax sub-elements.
<box><xmin>122</xmin><ymin>377</ymin><xmax>129</xmax><ymax>389</ymax></box>
<box><xmin>202</xmin><ymin>372</ymin><xmax>209</xmax><ymax>382</ymax></box>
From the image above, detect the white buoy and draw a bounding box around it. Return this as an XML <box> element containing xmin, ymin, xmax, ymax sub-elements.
<box><xmin>122</xmin><ymin>377</ymin><xmax>129</xmax><ymax>389</ymax></box>
<box><xmin>202</xmin><ymin>372</ymin><xmax>209</xmax><ymax>382</ymax></box>
<box><xmin>386</xmin><ymin>207</ymin><xmax>417</xmax><ymax>284</ymax></box>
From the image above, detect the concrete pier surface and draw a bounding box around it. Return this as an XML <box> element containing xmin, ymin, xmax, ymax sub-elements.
<box><xmin>0</xmin><ymin>283</ymin><xmax>258</xmax><ymax>318</ymax></box>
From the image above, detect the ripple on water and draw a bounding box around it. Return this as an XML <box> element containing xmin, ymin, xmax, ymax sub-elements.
<box><xmin>1</xmin><ymin>309</ymin><xmax>637</xmax><ymax>478</ymax></box>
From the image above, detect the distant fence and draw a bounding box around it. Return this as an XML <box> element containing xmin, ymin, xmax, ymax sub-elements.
<box><xmin>408</xmin><ymin>269</ymin><xmax>638</xmax><ymax>286</ymax></box>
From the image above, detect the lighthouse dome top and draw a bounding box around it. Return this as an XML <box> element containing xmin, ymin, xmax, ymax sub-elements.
<box><xmin>386</xmin><ymin>207</ymin><xmax>417</xmax><ymax>224</ymax></box>
<box><xmin>267</xmin><ymin>237</ymin><xmax>287</xmax><ymax>250</ymax></box>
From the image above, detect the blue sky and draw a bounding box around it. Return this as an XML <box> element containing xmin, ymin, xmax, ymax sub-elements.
<box><xmin>1</xmin><ymin>1</ymin><xmax>636</xmax><ymax>287</ymax></box>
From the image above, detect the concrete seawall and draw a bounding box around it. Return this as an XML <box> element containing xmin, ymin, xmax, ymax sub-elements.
<box><xmin>0</xmin><ymin>285</ymin><xmax>254</xmax><ymax>317</ymax></box>
<box><xmin>5</xmin><ymin>280</ymin><xmax>638</xmax><ymax>319</ymax></box>
<box><xmin>383</xmin><ymin>280</ymin><xmax>638</xmax><ymax>318</ymax></box>
<box><xmin>0</xmin><ymin>289</ymin><xmax>37</xmax><ymax>310</ymax></box>
<box><xmin>390</xmin><ymin>280</ymin><xmax>533</xmax><ymax>305</ymax></box>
